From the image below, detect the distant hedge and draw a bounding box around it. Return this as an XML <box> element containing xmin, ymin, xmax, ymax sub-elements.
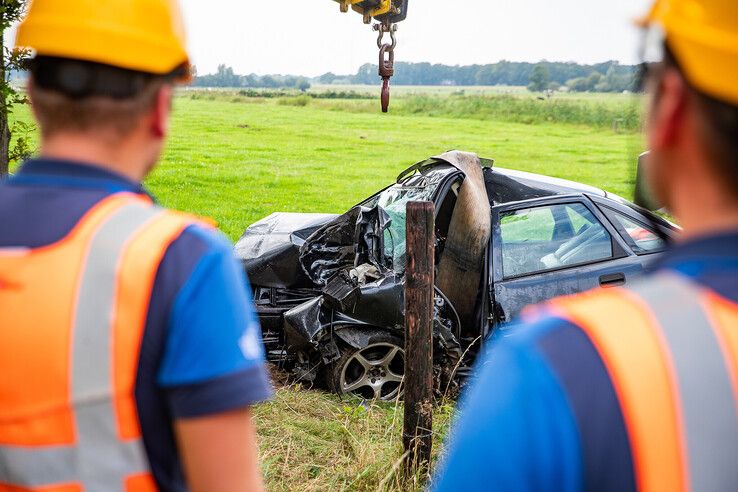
<box><xmin>395</xmin><ymin>95</ymin><xmax>641</xmax><ymax>131</ymax></box>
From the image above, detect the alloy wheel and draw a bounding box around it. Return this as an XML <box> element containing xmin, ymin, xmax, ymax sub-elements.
<box><xmin>339</xmin><ymin>342</ymin><xmax>405</xmax><ymax>401</ymax></box>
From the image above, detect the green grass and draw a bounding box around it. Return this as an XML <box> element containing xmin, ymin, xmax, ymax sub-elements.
<box><xmin>145</xmin><ymin>96</ymin><xmax>642</xmax><ymax>241</ymax></box>
<box><xmin>9</xmin><ymin>90</ymin><xmax>646</xmax><ymax>491</ymax></box>
<box><xmin>255</xmin><ymin>385</ymin><xmax>454</xmax><ymax>491</ymax></box>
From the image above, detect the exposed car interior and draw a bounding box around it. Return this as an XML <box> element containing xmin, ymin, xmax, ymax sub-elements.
<box><xmin>500</xmin><ymin>202</ymin><xmax>614</xmax><ymax>278</ymax></box>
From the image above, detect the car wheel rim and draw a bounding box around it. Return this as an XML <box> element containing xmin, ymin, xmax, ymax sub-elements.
<box><xmin>340</xmin><ymin>342</ymin><xmax>405</xmax><ymax>401</ymax></box>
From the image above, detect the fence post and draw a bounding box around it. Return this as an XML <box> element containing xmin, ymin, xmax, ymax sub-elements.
<box><xmin>403</xmin><ymin>201</ymin><xmax>435</xmax><ymax>474</ymax></box>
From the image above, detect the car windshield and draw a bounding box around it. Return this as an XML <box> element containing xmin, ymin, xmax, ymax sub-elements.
<box><xmin>377</xmin><ymin>174</ymin><xmax>438</xmax><ymax>272</ymax></box>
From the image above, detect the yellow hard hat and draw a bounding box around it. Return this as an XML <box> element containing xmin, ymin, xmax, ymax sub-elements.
<box><xmin>15</xmin><ymin>0</ymin><xmax>190</xmax><ymax>81</ymax></box>
<box><xmin>639</xmin><ymin>0</ymin><xmax>738</xmax><ymax>105</ymax></box>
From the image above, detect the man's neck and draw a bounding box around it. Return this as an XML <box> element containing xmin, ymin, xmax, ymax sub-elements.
<box><xmin>40</xmin><ymin>134</ymin><xmax>149</xmax><ymax>182</ymax></box>
<box><xmin>673</xmin><ymin>192</ymin><xmax>738</xmax><ymax>241</ymax></box>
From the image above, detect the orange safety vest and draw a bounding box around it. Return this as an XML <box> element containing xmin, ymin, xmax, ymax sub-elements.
<box><xmin>548</xmin><ymin>272</ymin><xmax>738</xmax><ymax>492</ymax></box>
<box><xmin>0</xmin><ymin>193</ymin><xmax>202</xmax><ymax>491</ymax></box>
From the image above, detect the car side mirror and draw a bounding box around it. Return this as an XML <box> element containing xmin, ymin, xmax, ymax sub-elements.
<box><xmin>633</xmin><ymin>151</ymin><xmax>663</xmax><ymax>211</ymax></box>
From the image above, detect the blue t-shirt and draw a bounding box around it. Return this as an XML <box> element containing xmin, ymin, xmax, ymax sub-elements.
<box><xmin>0</xmin><ymin>159</ymin><xmax>273</xmax><ymax>491</ymax></box>
<box><xmin>433</xmin><ymin>231</ymin><xmax>738</xmax><ymax>492</ymax></box>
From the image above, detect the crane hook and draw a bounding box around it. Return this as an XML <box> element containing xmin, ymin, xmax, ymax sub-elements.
<box><xmin>378</xmin><ymin>43</ymin><xmax>395</xmax><ymax>113</ymax></box>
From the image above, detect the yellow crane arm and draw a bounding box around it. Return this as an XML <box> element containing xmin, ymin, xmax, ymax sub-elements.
<box><xmin>332</xmin><ymin>0</ymin><xmax>409</xmax><ymax>25</ymax></box>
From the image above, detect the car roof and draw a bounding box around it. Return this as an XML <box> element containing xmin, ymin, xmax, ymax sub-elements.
<box><xmin>486</xmin><ymin>166</ymin><xmax>606</xmax><ymax>205</ymax></box>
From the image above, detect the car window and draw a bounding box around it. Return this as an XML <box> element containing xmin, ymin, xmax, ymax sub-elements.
<box><xmin>500</xmin><ymin>203</ymin><xmax>613</xmax><ymax>278</ymax></box>
<box><xmin>500</xmin><ymin>207</ymin><xmax>555</xmax><ymax>243</ymax></box>
<box><xmin>566</xmin><ymin>205</ymin><xmax>592</xmax><ymax>234</ymax></box>
<box><xmin>608</xmin><ymin>210</ymin><xmax>665</xmax><ymax>253</ymax></box>
<box><xmin>377</xmin><ymin>175</ymin><xmax>438</xmax><ymax>273</ymax></box>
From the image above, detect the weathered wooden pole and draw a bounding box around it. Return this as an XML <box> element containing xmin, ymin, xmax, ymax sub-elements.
<box><xmin>403</xmin><ymin>201</ymin><xmax>434</xmax><ymax>474</ymax></box>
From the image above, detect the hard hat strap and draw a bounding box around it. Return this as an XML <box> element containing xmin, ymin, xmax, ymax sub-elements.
<box><xmin>29</xmin><ymin>57</ymin><xmax>185</xmax><ymax>100</ymax></box>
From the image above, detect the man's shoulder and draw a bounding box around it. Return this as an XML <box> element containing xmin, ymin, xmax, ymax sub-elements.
<box><xmin>492</xmin><ymin>286</ymin><xmax>635</xmax><ymax>366</ymax></box>
<box><xmin>523</xmin><ymin>284</ymin><xmax>640</xmax><ymax>336</ymax></box>
<box><xmin>171</xmin><ymin>219</ymin><xmax>230</xmax><ymax>253</ymax></box>
<box><xmin>159</xmin><ymin>215</ymin><xmax>234</xmax><ymax>270</ymax></box>
<box><xmin>502</xmin><ymin>274</ymin><xmax>694</xmax><ymax>374</ymax></box>
<box><xmin>499</xmin><ymin>293</ymin><xmax>606</xmax><ymax>348</ymax></box>
<box><xmin>0</xmin><ymin>181</ymin><xmax>111</xmax><ymax>247</ymax></box>
<box><xmin>144</xmin><ymin>215</ymin><xmax>242</xmax><ymax>331</ymax></box>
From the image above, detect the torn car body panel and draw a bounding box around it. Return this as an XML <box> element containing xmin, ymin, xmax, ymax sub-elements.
<box><xmin>433</xmin><ymin>151</ymin><xmax>492</xmax><ymax>331</ymax></box>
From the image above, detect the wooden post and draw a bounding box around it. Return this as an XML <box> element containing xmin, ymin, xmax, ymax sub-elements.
<box><xmin>403</xmin><ymin>201</ymin><xmax>434</xmax><ymax>474</ymax></box>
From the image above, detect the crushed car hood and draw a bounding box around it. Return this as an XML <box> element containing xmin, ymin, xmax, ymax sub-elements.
<box><xmin>235</xmin><ymin>212</ymin><xmax>338</xmax><ymax>287</ymax></box>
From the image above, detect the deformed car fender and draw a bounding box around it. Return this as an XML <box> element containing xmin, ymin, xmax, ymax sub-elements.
<box><xmin>333</xmin><ymin>326</ymin><xmax>396</xmax><ymax>350</ymax></box>
<box><xmin>282</xmin><ymin>295</ymin><xmax>397</xmax><ymax>365</ymax></box>
<box><xmin>283</xmin><ymin>296</ymin><xmax>329</xmax><ymax>351</ymax></box>
<box><xmin>283</xmin><ymin>275</ymin><xmax>406</xmax><ymax>348</ymax></box>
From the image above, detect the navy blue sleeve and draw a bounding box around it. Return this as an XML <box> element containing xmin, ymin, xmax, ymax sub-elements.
<box><xmin>432</xmin><ymin>317</ymin><xmax>583</xmax><ymax>492</ymax></box>
<box><xmin>156</xmin><ymin>226</ymin><xmax>273</xmax><ymax>418</ymax></box>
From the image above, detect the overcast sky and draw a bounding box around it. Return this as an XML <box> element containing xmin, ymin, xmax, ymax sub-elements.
<box><xmin>8</xmin><ymin>1</ymin><xmax>652</xmax><ymax>77</ymax></box>
<box><xmin>180</xmin><ymin>0</ymin><xmax>651</xmax><ymax>77</ymax></box>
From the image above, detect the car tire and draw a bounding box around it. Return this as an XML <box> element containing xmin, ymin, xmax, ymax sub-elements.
<box><xmin>326</xmin><ymin>331</ymin><xmax>405</xmax><ymax>401</ymax></box>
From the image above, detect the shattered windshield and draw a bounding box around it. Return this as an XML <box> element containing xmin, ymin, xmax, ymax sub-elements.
<box><xmin>377</xmin><ymin>173</ymin><xmax>438</xmax><ymax>272</ymax></box>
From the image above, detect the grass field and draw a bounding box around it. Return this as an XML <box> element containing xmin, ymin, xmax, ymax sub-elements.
<box><xmin>159</xmin><ymin>93</ymin><xmax>642</xmax><ymax>240</ymax></box>
<box><xmin>10</xmin><ymin>87</ymin><xmax>646</xmax><ymax>491</ymax></box>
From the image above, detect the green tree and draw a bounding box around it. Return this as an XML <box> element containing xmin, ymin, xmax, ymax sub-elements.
<box><xmin>318</xmin><ymin>72</ymin><xmax>337</xmax><ymax>84</ymax></box>
<box><xmin>242</xmin><ymin>74</ymin><xmax>258</xmax><ymax>87</ymax></box>
<box><xmin>215</xmin><ymin>64</ymin><xmax>239</xmax><ymax>87</ymax></box>
<box><xmin>586</xmin><ymin>71</ymin><xmax>604</xmax><ymax>90</ymax></box>
<box><xmin>1</xmin><ymin>0</ymin><xmax>32</xmax><ymax>177</ymax></box>
<box><xmin>474</xmin><ymin>65</ymin><xmax>496</xmax><ymax>86</ymax></box>
<box><xmin>527</xmin><ymin>64</ymin><xmax>550</xmax><ymax>92</ymax></box>
<box><xmin>296</xmin><ymin>78</ymin><xmax>311</xmax><ymax>92</ymax></box>
<box><xmin>566</xmin><ymin>77</ymin><xmax>590</xmax><ymax>92</ymax></box>
<box><xmin>260</xmin><ymin>75</ymin><xmax>278</xmax><ymax>88</ymax></box>
<box><xmin>283</xmin><ymin>75</ymin><xmax>297</xmax><ymax>88</ymax></box>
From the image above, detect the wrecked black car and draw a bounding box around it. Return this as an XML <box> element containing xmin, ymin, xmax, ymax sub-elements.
<box><xmin>235</xmin><ymin>151</ymin><xmax>676</xmax><ymax>400</ymax></box>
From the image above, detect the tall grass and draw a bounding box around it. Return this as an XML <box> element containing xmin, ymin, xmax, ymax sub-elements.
<box><xmin>185</xmin><ymin>88</ymin><xmax>642</xmax><ymax>133</ymax></box>
<box><xmin>315</xmin><ymin>94</ymin><xmax>643</xmax><ymax>132</ymax></box>
<box><xmin>254</xmin><ymin>384</ymin><xmax>455</xmax><ymax>491</ymax></box>
<box><xmin>277</xmin><ymin>95</ymin><xmax>312</xmax><ymax>107</ymax></box>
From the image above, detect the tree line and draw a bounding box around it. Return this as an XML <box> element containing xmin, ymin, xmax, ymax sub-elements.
<box><xmin>192</xmin><ymin>60</ymin><xmax>637</xmax><ymax>94</ymax></box>
<box><xmin>344</xmin><ymin>60</ymin><xmax>637</xmax><ymax>92</ymax></box>
<box><xmin>192</xmin><ymin>64</ymin><xmax>311</xmax><ymax>91</ymax></box>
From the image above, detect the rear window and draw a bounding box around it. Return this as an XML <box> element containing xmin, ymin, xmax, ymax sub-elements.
<box><xmin>607</xmin><ymin>209</ymin><xmax>665</xmax><ymax>253</ymax></box>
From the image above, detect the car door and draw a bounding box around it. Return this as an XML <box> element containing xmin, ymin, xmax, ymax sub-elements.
<box><xmin>489</xmin><ymin>195</ymin><xmax>646</xmax><ymax>326</ymax></box>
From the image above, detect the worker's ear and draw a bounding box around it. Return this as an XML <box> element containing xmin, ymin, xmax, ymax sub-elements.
<box><xmin>647</xmin><ymin>68</ymin><xmax>688</xmax><ymax>151</ymax></box>
<box><xmin>150</xmin><ymin>84</ymin><xmax>173</xmax><ymax>139</ymax></box>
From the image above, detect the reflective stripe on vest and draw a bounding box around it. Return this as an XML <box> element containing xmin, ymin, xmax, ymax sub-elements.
<box><xmin>550</xmin><ymin>272</ymin><xmax>738</xmax><ymax>492</ymax></box>
<box><xmin>0</xmin><ymin>194</ymin><xmax>199</xmax><ymax>491</ymax></box>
